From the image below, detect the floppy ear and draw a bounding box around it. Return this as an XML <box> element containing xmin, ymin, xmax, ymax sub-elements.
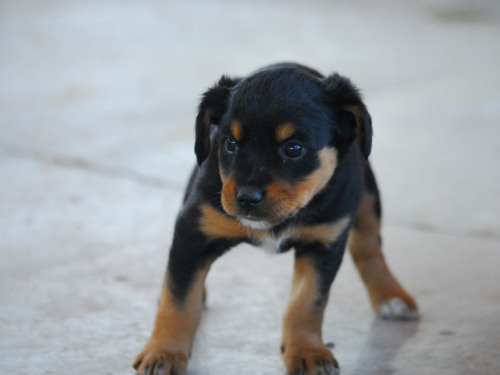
<box><xmin>194</xmin><ymin>76</ymin><xmax>240</xmax><ymax>165</ymax></box>
<box><xmin>323</xmin><ymin>73</ymin><xmax>373</xmax><ymax>159</ymax></box>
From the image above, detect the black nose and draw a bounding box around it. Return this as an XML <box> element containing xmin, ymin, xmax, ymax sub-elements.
<box><xmin>236</xmin><ymin>189</ymin><xmax>264</xmax><ymax>209</ymax></box>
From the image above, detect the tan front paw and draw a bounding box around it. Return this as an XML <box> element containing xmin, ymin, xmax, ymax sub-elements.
<box><xmin>133</xmin><ymin>343</ymin><xmax>188</xmax><ymax>375</ymax></box>
<box><xmin>282</xmin><ymin>342</ymin><xmax>339</xmax><ymax>375</ymax></box>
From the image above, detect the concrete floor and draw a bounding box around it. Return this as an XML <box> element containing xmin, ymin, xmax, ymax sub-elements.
<box><xmin>1</xmin><ymin>0</ymin><xmax>500</xmax><ymax>374</ymax></box>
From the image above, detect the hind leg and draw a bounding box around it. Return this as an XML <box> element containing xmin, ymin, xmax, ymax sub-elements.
<box><xmin>348</xmin><ymin>166</ymin><xmax>418</xmax><ymax>320</ymax></box>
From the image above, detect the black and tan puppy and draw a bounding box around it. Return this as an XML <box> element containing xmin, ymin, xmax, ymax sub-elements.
<box><xmin>133</xmin><ymin>63</ymin><xmax>418</xmax><ymax>375</ymax></box>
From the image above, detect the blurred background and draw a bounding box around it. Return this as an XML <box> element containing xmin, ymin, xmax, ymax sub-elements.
<box><xmin>1</xmin><ymin>1</ymin><xmax>499</xmax><ymax>374</ymax></box>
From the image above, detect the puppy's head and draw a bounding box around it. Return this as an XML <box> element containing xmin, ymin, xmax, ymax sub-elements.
<box><xmin>195</xmin><ymin>65</ymin><xmax>372</xmax><ymax>229</ymax></box>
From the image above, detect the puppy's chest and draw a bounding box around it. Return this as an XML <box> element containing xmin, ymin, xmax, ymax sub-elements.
<box><xmin>250</xmin><ymin>216</ymin><xmax>351</xmax><ymax>253</ymax></box>
<box><xmin>255</xmin><ymin>233</ymin><xmax>294</xmax><ymax>254</ymax></box>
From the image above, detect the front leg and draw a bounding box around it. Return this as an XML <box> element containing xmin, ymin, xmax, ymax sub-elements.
<box><xmin>281</xmin><ymin>240</ymin><xmax>346</xmax><ymax>375</ymax></box>
<box><xmin>133</xmin><ymin>265</ymin><xmax>209</xmax><ymax>375</ymax></box>
<box><xmin>133</xmin><ymin>206</ymin><xmax>235</xmax><ymax>375</ymax></box>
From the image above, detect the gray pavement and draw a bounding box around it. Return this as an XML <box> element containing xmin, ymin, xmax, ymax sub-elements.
<box><xmin>1</xmin><ymin>0</ymin><xmax>500</xmax><ymax>374</ymax></box>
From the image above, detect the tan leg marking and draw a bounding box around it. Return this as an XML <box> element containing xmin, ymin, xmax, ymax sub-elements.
<box><xmin>282</xmin><ymin>257</ymin><xmax>338</xmax><ymax>374</ymax></box>
<box><xmin>133</xmin><ymin>266</ymin><xmax>211</xmax><ymax>374</ymax></box>
<box><xmin>348</xmin><ymin>193</ymin><xmax>417</xmax><ymax>311</ymax></box>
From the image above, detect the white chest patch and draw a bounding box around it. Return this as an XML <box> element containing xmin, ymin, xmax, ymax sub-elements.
<box><xmin>258</xmin><ymin>234</ymin><xmax>289</xmax><ymax>254</ymax></box>
<box><xmin>253</xmin><ymin>216</ymin><xmax>351</xmax><ymax>254</ymax></box>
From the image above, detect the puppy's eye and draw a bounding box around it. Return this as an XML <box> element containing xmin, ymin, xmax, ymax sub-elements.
<box><xmin>283</xmin><ymin>142</ymin><xmax>305</xmax><ymax>159</ymax></box>
<box><xmin>224</xmin><ymin>137</ymin><xmax>237</xmax><ymax>153</ymax></box>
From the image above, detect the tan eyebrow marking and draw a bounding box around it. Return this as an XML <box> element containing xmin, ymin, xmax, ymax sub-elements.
<box><xmin>230</xmin><ymin>120</ymin><xmax>243</xmax><ymax>141</ymax></box>
<box><xmin>275</xmin><ymin>123</ymin><xmax>296</xmax><ymax>142</ymax></box>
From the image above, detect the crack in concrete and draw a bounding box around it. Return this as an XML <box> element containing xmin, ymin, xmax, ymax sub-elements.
<box><xmin>2</xmin><ymin>144</ymin><xmax>498</xmax><ymax>243</ymax></box>
<box><xmin>385</xmin><ymin>218</ymin><xmax>500</xmax><ymax>243</ymax></box>
<box><xmin>2</xmin><ymin>144</ymin><xmax>185</xmax><ymax>190</ymax></box>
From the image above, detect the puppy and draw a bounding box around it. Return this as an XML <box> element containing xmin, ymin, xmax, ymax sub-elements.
<box><xmin>133</xmin><ymin>63</ymin><xmax>418</xmax><ymax>375</ymax></box>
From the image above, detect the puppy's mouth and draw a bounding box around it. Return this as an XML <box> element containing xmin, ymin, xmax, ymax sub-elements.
<box><xmin>237</xmin><ymin>217</ymin><xmax>274</xmax><ymax>231</ymax></box>
<box><xmin>233</xmin><ymin>208</ymin><xmax>300</xmax><ymax>231</ymax></box>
